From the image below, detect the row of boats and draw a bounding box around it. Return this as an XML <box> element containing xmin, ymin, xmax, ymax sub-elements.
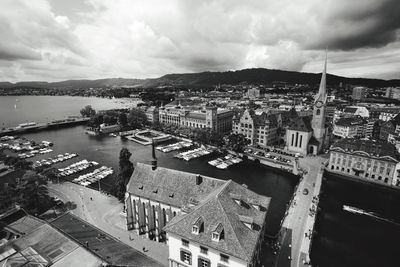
<box><xmin>72</xmin><ymin>166</ymin><xmax>114</xmax><ymax>186</ymax></box>
<box><xmin>156</xmin><ymin>141</ymin><xmax>193</xmax><ymax>153</ymax></box>
<box><xmin>18</xmin><ymin>148</ymin><xmax>53</xmax><ymax>158</ymax></box>
<box><xmin>0</xmin><ymin>138</ymin><xmax>53</xmax><ymax>153</ymax></box>
<box><xmin>208</xmin><ymin>154</ymin><xmax>243</xmax><ymax>169</ymax></box>
<box><xmin>33</xmin><ymin>153</ymin><xmax>78</xmax><ymax>168</ymax></box>
<box><xmin>57</xmin><ymin>160</ymin><xmax>99</xmax><ymax>177</ymax></box>
<box><xmin>174</xmin><ymin>147</ymin><xmax>213</xmax><ymax>161</ymax></box>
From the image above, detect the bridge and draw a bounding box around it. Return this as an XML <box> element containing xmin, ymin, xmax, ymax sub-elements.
<box><xmin>275</xmin><ymin>156</ymin><xmax>327</xmax><ymax>267</ymax></box>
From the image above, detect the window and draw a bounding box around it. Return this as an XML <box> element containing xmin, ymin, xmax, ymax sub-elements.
<box><xmin>200</xmin><ymin>246</ymin><xmax>208</xmax><ymax>255</ymax></box>
<box><xmin>180</xmin><ymin>250</ymin><xmax>192</xmax><ymax>265</ymax></box>
<box><xmin>182</xmin><ymin>239</ymin><xmax>189</xmax><ymax>247</ymax></box>
<box><xmin>220</xmin><ymin>254</ymin><xmax>229</xmax><ymax>263</ymax></box>
<box><xmin>212</xmin><ymin>233</ymin><xmax>219</xmax><ymax>241</ymax></box>
<box><xmin>198</xmin><ymin>258</ymin><xmax>210</xmax><ymax>267</ymax></box>
<box><xmin>192</xmin><ymin>226</ymin><xmax>199</xmax><ymax>235</ymax></box>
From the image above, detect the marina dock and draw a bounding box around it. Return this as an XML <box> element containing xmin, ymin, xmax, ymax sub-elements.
<box><xmin>0</xmin><ymin>117</ymin><xmax>90</xmax><ymax>137</ymax></box>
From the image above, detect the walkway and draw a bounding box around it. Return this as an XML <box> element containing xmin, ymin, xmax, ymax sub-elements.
<box><xmin>275</xmin><ymin>155</ymin><xmax>327</xmax><ymax>267</ymax></box>
<box><xmin>47</xmin><ymin>181</ymin><xmax>168</xmax><ymax>266</ymax></box>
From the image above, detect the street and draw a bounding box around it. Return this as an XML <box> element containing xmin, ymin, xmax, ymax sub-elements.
<box><xmin>48</xmin><ymin>181</ymin><xmax>169</xmax><ymax>266</ymax></box>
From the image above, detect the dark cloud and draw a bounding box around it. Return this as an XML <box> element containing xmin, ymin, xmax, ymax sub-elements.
<box><xmin>311</xmin><ymin>0</ymin><xmax>400</xmax><ymax>50</ymax></box>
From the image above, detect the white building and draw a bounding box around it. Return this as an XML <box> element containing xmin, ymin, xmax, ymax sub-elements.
<box><xmin>328</xmin><ymin>138</ymin><xmax>400</xmax><ymax>188</ymax></box>
<box><xmin>333</xmin><ymin>117</ymin><xmax>366</xmax><ymax>138</ymax></box>
<box><xmin>385</xmin><ymin>87</ymin><xmax>400</xmax><ymax>100</ymax></box>
<box><xmin>159</xmin><ymin>106</ymin><xmax>233</xmax><ymax>134</ymax></box>
<box><xmin>164</xmin><ymin>180</ymin><xmax>270</xmax><ymax>267</ymax></box>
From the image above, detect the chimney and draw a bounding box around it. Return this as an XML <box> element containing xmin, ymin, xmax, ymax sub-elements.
<box><xmin>196</xmin><ymin>174</ymin><xmax>202</xmax><ymax>185</ymax></box>
<box><xmin>151</xmin><ymin>139</ymin><xmax>157</xmax><ymax>170</ymax></box>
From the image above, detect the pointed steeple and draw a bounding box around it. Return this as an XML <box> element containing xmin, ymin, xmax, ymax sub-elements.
<box><xmin>151</xmin><ymin>139</ymin><xmax>157</xmax><ymax>170</ymax></box>
<box><xmin>315</xmin><ymin>50</ymin><xmax>327</xmax><ymax>103</ymax></box>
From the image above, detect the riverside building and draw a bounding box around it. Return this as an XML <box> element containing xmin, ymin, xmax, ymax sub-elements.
<box><xmin>232</xmin><ymin>109</ymin><xmax>278</xmax><ymax>147</ymax></box>
<box><xmin>328</xmin><ymin>138</ymin><xmax>400</xmax><ymax>188</ymax></box>
<box><xmin>159</xmin><ymin>105</ymin><xmax>233</xmax><ymax>134</ymax></box>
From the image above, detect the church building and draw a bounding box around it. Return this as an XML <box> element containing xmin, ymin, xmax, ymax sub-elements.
<box><xmin>285</xmin><ymin>53</ymin><xmax>328</xmax><ymax>155</ymax></box>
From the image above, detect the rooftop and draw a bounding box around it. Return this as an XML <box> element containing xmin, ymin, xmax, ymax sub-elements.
<box><xmin>127</xmin><ymin>163</ymin><xmax>226</xmax><ymax>208</ymax></box>
<box><xmin>164</xmin><ymin>180</ymin><xmax>271</xmax><ymax>262</ymax></box>
<box><xmin>335</xmin><ymin>117</ymin><xmax>365</xmax><ymax>127</ymax></box>
<box><xmin>51</xmin><ymin>212</ymin><xmax>163</xmax><ymax>267</ymax></box>
<box><xmin>331</xmin><ymin>138</ymin><xmax>400</xmax><ymax>161</ymax></box>
<box><xmin>287</xmin><ymin>116</ymin><xmax>312</xmax><ymax>132</ymax></box>
<box><xmin>0</xmin><ymin>223</ymin><xmax>103</xmax><ymax>267</ymax></box>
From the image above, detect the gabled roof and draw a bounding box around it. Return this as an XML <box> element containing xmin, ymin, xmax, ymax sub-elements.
<box><xmin>164</xmin><ymin>180</ymin><xmax>271</xmax><ymax>262</ymax></box>
<box><xmin>126</xmin><ymin>163</ymin><xmax>226</xmax><ymax>208</ymax></box>
<box><xmin>335</xmin><ymin>117</ymin><xmax>365</xmax><ymax>127</ymax></box>
<box><xmin>287</xmin><ymin>116</ymin><xmax>312</xmax><ymax>132</ymax></box>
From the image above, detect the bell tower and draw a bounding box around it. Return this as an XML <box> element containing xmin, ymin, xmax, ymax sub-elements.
<box><xmin>311</xmin><ymin>51</ymin><xmax>328</xmax><ymax>150</ymax></box>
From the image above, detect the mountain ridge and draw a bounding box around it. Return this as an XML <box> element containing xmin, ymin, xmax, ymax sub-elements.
<box><xmin>1</xmin><ymin>68</ymin><xmax>399</xmax><ymax>89</ymax></box>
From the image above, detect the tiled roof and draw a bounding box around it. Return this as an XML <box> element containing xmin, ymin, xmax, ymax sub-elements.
<box><xmin>287</xmin><ymin>116</ymin><xmax>312</xmax><ymax>132</ymax></box>
<box><xmin>185</xmin><ymin>112</ymin><xmax>206</xmax><ymax>120</ymax></box>
<box><xmin>126</xmin><ymin>163</ymin><xmax>226</xmax><ymax>208</ymax></box>
<box><xmin>335</xmin><ymin>117</ymin><xmax>365</xmax><ymax>127</ymax></box>
<box><xmin>343</xmin><ymin>107</ymin><xmax>358</xmax><ymax>114</ymax></box>
<box><xmin>164</xmin><ymin>180</ymin><xmax>271</xmax><ymax>262</ymax></box>
<box><xmin>331</xmin><ymin>138</ymin><xmax>400</xmax><ymax>161</ymax></box>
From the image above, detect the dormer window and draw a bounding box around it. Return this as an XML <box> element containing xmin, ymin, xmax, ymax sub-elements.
<box><xmin>152</xmin><ymin>188</ymin><xmax>158</xmax><ymax>194</ymax></box>
<box><xmin>138</xmin><ymin>185</ymin><xmax>143</xmax><ymax>190</ymax></box>
<box><xmin>212</xmin><ymin>223</ymin><xmax>224</xmax><ymax>242</ymax></box>
<box><xmin>192</xmin><ymin>217</ymin><xmax>203</xmax><ymax>235</ymax></box>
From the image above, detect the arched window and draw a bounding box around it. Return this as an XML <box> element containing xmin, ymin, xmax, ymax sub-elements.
<box><xmin>316</xmin><ymin>109</ymin><xmax>321</xmax><ymax>115</ymax></box>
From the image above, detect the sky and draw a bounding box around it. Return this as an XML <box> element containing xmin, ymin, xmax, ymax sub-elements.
<box><xmin>1</xmin><ymin>0</ymin><xmax>399</xmax><ymax>82</ymax></box>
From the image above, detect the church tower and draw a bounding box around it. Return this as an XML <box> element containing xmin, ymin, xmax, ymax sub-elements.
<box><xmin>311</xmin><ymin>51</ymin><xmax>328</xmax><ymax>151</ymax></box>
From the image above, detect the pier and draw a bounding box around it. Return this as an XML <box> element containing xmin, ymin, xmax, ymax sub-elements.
<box><xmin>275</xmin><ymin>156</ymin><xmax>327</xmax><ymax>267</ymax></box>
<box><xmin>0</xmin><ymin>117</ymin><xmax>90</xmax><ymax>137</ymax></box>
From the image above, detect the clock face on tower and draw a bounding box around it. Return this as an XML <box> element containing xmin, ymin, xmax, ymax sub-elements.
<box><xmin>315</xmin><ymin>101</ymin><xmax>323</xmax><ymax>108</ymax></box>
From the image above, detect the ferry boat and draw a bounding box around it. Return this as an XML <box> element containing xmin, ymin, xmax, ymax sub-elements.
<box><xmin>343</xmin><ymin>205</ymin><xmax>367</xmax><ymax>215</ymax></box>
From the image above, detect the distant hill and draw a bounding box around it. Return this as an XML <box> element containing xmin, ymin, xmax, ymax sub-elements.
<box><xmin>1</xmin><ymin>68</ymin><xmax>400</xmax><ymax>89</ymax></box>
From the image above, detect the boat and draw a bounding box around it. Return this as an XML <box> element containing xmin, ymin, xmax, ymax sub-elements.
<box><xmin>343</xmin><ymin>205</ymin><xmax>368</xmax><ymax>215</ymax></box>
<box><xmin>216</xmin><ymin>162</ymin><xmax>229</xmax><ymax>169</ymax></box>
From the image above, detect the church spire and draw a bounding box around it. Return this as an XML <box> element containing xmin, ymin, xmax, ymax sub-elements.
<box><xmin>315</xmin><ymin>50</ymin><xmax>327</xmax><ymax>103</ymax></box>
<box><xmin>151</xmin><ymin>139</ymin><xmax>157</xmax><ymax>170</ymax></box>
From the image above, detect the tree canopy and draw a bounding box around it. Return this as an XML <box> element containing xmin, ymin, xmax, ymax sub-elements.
<box><xmin>224</xmin><ymin>133</ymin><xmax>250</xmax><ymax>153</ymax></box>
<box><xmin>127</xmin><ymin>108</ymin><xmax>148</xmax><ymax>129</ymax></box>
<box><xmin>114</xmin><ymin>148</ymin><xmax>134</xmax><ymax>201</ymax></box>
<box><xmin>80</xmin><ymin>105</ymin><xmax>96</xmax><ymax>117</ymax></box>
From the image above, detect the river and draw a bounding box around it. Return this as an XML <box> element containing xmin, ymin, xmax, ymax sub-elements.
<box><xmin>0</xmin><ymin>95</ymin><xmax>297</xmax><ymax>237</ymax></box>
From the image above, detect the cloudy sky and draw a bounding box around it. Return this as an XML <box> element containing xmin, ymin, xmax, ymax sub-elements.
<box><xmin>1</xmin><ymin>0</ymin><xmax>400</xmax><ymax>82</ymax></box>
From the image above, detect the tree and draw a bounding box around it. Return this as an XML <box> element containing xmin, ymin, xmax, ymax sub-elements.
<box><xmin>89</xmin><ymin>114</ymin><xmax>104</xmax><ymax>127</ymax></box>
<box><xmin>80</xmin><ymin>105</ymin><xmax>96</xmax><ymax>117</ymax></box>
<box><xmin>127</xmin><ymin>108</ymin><xmax>148</xmax><ymax>129</ymax></box>
<box><xmin>224</xmin><ymin>133</ymin><xmax>250</xmax><ymax>153</ymax></box>
<box><xmin>118</xmin><ymin>113</ymin><xmax>128</xmax><ymax>126</ymax></box>
<box><xmin>17</xmin><ymin>171</ymin><xmax>50</xmax><ymax>213</ymax></box>
<box><xmin>114</xmin><ymin>148</ymin><xmax>134</xmax><ymax>201</ymax></box>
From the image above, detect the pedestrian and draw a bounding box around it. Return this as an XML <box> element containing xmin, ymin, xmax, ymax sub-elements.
<box><xmin>142</xmin><ymin>246</ymin><xmax>146</xmax><ymax>252</ymax></box>
<box><xmin>90</xmin><ymin>197</ymin><xmax>93</xmax><ymax>201</ymax></box>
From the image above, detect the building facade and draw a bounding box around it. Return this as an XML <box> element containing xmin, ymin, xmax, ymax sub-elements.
<box><xmin>232</xmin><ymin>109</ymin><xmax>278</xmax><ymax>147</ymax></box>
<box><xmin>144</xmin><ymin>106</ymin><xmax>159</xmax><ymax>124</ymax></box>
<box><xmin>352</xmin><ymin>86</ymin><xmax>368</xmax><ymax>100</ymax></box>
<box><xmin>328</xmin><ymin>138</ymin><xmax>400</xmax><ymax>188</ymax></box>
<box><xmin>333</xmin><ymin>117</ymin><xmax>366</xmax><ymax>138</ymax></box>
<box><xmin>159</xmin><ymin>106</ymin><xmax>233</xmax><ymax>134</ymax></box>
<box><xmin>385</xmin><ymin>87</ymin><xmax>400</xmax><ymax>100</ymax></box>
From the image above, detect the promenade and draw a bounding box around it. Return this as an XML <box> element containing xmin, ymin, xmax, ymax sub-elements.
<box><xmin>47</xmin><ymin>181</ymin><xmax>168</xmax><ymax>266</ymax></box>
<box><xmin>275</xmin><ymin>155</ymin><xmax>327</xmax><ymax>267</ymax></box>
